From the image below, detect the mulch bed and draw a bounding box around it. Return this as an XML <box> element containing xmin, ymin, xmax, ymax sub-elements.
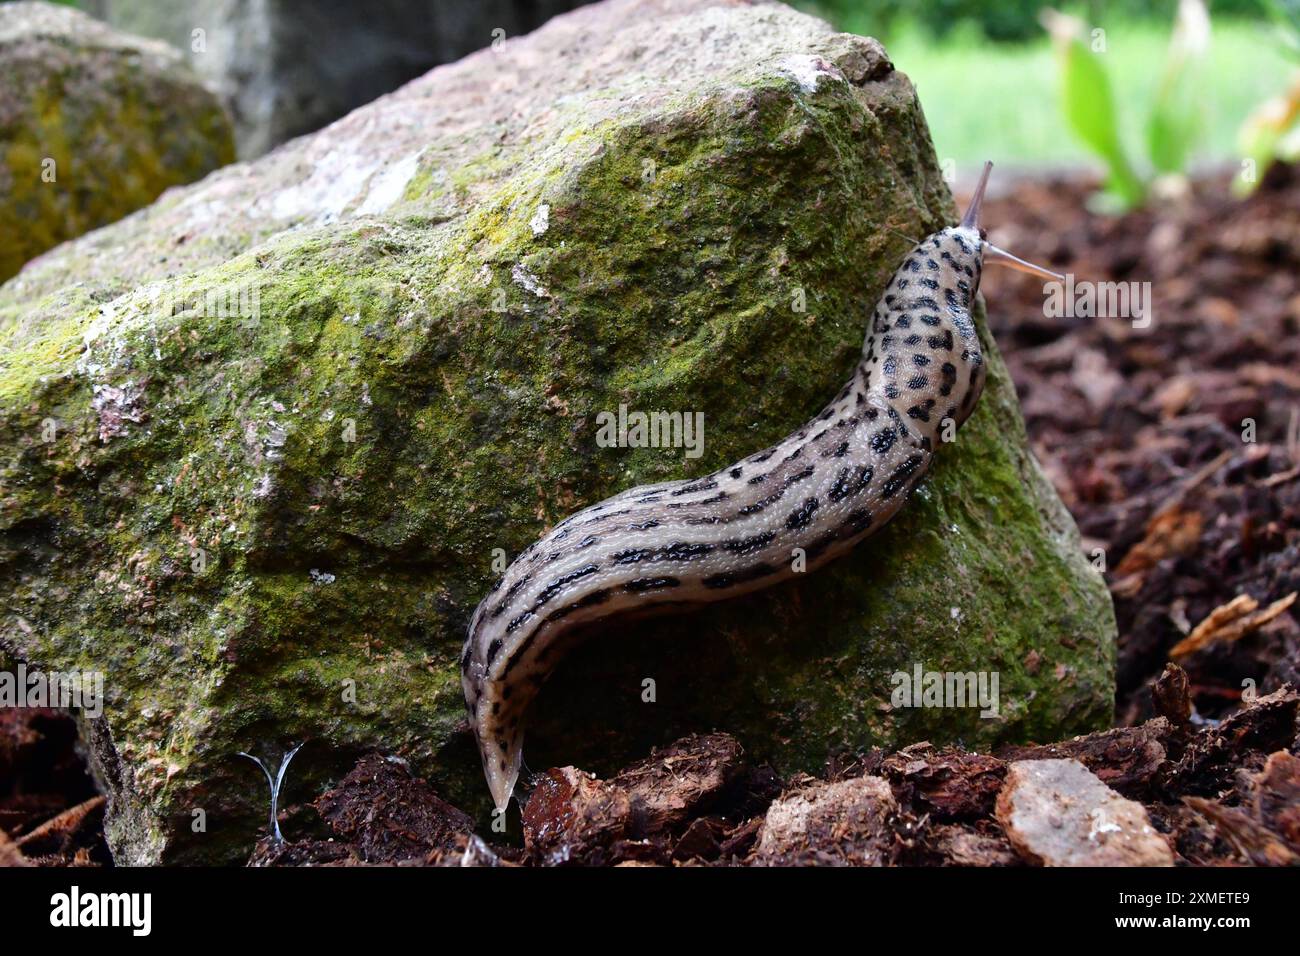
<box><xmin>4</xmin><ymin>164</ymin><xmax>1298</xmax><ymax>867</ymax></box>
<box><xmin>977</xmin><ymin>162</ymin><xmax>1300</xmax><ymax>723</ymax></box>
<box><xmin>243</xmin><ymin>678</ymin><xmax>1297</xmax><ymax>866</ymax></box>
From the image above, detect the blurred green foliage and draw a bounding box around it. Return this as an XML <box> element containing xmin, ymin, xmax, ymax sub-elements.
<box><xmin>1234</xmin><ymin>0</ymin><xmax>1300</xmax><ymax>192</ymax></box>
<box><xmin>794</xmin><ymin>1</ymin><xmax>1289</xmax><ymax>177</ymax></box>
<box><xmin>1041</xmin><ymin>2</ymin><xmax>1210</xmax><ymax>210</ymax></box>
<box><xmin>798</xmin><ymin>0</ymin><xmax>1267</xmax><ymax>43</ymax></box>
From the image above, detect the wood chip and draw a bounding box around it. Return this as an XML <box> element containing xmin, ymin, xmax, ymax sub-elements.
<box><xmin>0</xmin><ymin>827</ymin><xmax>29</xmax><ymax>867</ymax></box>
<box><xmin>752</xmin><ymin>776</ymin><xmax>896</xmax><ymax>866</ymax></box>
<box><xmin>1113</xmin><ymin>503</ymin><xmax>1204</xmax><ymax>581</ymax></box>
<box><xmin>1183</xmin><ymin>796</ymin><xmax>1299</xmax><ymax>866</ymax></box>
<box><xmin>1170</xmin><ymin>592</ymin><xmax>1297</xmax><ymax>659</ymax></box>
<box><xmin>14</xmin><ymin>795</ymin><xmax>105</xmax><ymax>850</ymax></box>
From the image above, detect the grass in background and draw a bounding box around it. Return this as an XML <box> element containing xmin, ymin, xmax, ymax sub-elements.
<box><xmin>798</xmin><ymin>5</ymin><xmax>1293</xmax><ymax>171</ymax></box>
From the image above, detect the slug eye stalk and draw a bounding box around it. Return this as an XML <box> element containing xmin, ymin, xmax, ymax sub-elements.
<box><xmin>982</xmin><ymin>242</ymin><xmax>1066</xmax><ymax>283</ymax></box>
<box><xmin>962</xmin><ymin>160</ymin><xmax>1066</xmax><ymax>283</ymax></box>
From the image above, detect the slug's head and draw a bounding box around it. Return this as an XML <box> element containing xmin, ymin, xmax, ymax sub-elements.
<box><xmin>870</xmin><ymin>162</ymin><xmax>1063</xmax><ymax>435</ymax></box>
<box><xmin>950</xmin><ymin>160</ymin><xmax>1065</xmax><ymax>298</ymax></box>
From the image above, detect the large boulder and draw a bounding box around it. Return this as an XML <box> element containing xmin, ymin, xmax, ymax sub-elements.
<box><xmin>86</xmin><ymin>0</ymin><xmax>593</xmax><ymax>157</ymax></box>
<box><xmin>0</xmin><ymin>0</ymin><xmax>1115</xmax><ymax>865</ymax></box>
<box><xmin>0</xmin><ymin>1</ymin><xmax>234</xmax><ymax>282</ymax></box>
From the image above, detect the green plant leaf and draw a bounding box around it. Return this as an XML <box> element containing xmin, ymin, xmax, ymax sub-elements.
<box><xmin>1146</xmin><ymin>0</ymin><xmax>1210</xmax><ymax>175</ymax></box>
<box><xmin>1041</xmin><ymin>9</ymin><xmax>1144</xmax><ymax>209</ymax></box>
<box><xmin>1234</xmin><ymin>70</ymin><xmax>1300</xmax><ymax>195</ymax></box>
<box><xmin>1261</xmin><ymin>0</ymin><xmax>1300</xmax><ymax>61</ymax></box>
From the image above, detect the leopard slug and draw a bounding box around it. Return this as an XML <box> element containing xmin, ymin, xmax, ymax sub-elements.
<box><xmin>461</xmin><ymin>162</ymin><xmax>1063</xmax><ymax>811</ymax></box>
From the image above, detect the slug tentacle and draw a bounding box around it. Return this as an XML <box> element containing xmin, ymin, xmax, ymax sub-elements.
<box><xmin>460</xmin><ymin>162</ymin><xmax>1060</xmax><ymax>812</ymax></box>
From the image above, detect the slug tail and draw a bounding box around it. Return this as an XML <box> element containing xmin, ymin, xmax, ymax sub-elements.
<box><xmin>477</xmin><ymin>722</ymin><xmax>524</xmax><ymax>814</ymax></box>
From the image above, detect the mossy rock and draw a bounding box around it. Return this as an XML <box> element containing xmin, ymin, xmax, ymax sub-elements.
<box><xmin>0</xmin><ymin>1</ymin><xmax>234</xmax><ymax>282</ymax></box>
<box><xmin>0</xmin><ymin>0</ymin><xmax>1115</xmax><ymax>864</ymax></box>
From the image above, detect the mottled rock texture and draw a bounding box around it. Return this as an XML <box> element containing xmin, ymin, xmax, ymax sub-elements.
<box><xmin>0</xmin><ymin>1</ymin><xmax>234</xmax><ymax>281</ymax></box>
<box><xmin>0</xmin><ymin>0</ymin><xmax>1115</xmax><ymax>864</ymax></box>
<box><xmin>996</xmin><ymin>758</ymin><xmax>1174</xmax><ymax>866</ymax></box>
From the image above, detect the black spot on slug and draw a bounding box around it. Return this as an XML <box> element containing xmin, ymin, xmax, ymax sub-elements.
<box><xmin>625</xmin><ymin>576</ymin><xmax>680</xmax><ymax>592</ymax></box>
<box><xmin>785</xmin><ymin>496</ymin><xmax>820</xmax><ymax>531</ymax></box>
<box><xmin>611</xmin><ymin>548</ymin><xmax>654</xmax><ymax>565</ymax></box>
<box><xmin>703</xmin><ymin>564</ymin><xmax>777</xmax><ymax>589</ymax></box>
<box><xmin>663</xmin><ymin>541</ymin><xmax>713</xmax><ymax>560</ymax></box>
<box><xmin>840</xmin><ymin>509</ymin><xmax>875</xmax><ymax>536</ymax></box>
<box><xmin>490</xmin><ymin>574</ymin><xmax>533</xmax><ymax>619</ymax></box>
<box><xmin>784</xmin><ymin>464</ymin><xmax>815</xmax><ymax>486</ymax></box>
<box><xmin>940</xmin><ymin>362</ymin><xmax>957</xmax><ymax>396</ymax></box>
<box><xmin>668</xmin><ymin>491</ymin><xmax>729</xmax><ymax>509</ymax></box>
<box><xmin>829</xmin><ymin>464</ymin><xmax>873</xmax><ymax>502</ymax></box>
<box><xmin>583</xmin><ymin>509</ymin><xmax>631</xmax><ymax>525</ymax></box>
<box><xmin>881</xmin><ymin>454</ymin><xmax>925</xmax><ymax>498</ymax></box>
<box><xmin>671</xmin><ymin>479</ymin><xmax>717</xmax><ymax>497</ymax></box>
<box><xmin>723</xmin><ymin>531</ymin><xmax>777</xmax><ymax>556</ymax></box>
<box><xmin>534</xmin><ymin>564</ymin><xmax>600</xmax><ymax>607</ymax></box>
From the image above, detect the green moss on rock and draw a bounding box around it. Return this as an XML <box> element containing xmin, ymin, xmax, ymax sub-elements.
<box><xmin>0</xmin><ymin>2</ymin><xmax>234</xmax><ymax>282</ymax></box>
<box><xmin>0</xmin><ymin>0</ymin><xmax>1114</xmax><ymax>864</ymax></box>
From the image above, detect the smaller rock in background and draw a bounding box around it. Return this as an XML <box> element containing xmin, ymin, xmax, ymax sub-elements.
<box><xmin>85</xmin><ymin>0</ymin><xmax>591</xmax><ymax>157</ymax></box>
<box><xmin>995</xmin><ymin>758</ymin><xmax>1174</xmax><ymax>867</ymax></box>
<box><xmin>0</xmin><ymin>1</ymin><xmax>234</xmax><ymax>281</ymax></box>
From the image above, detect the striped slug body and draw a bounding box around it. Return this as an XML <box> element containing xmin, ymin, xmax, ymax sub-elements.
<box><xmin>460</xmin><ymin>163</ymin><xmax>1064</xmax><ymax>811</ymax></box>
